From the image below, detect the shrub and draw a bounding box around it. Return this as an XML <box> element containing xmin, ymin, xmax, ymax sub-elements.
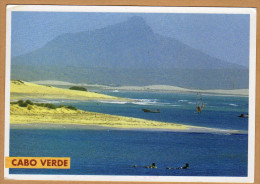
<box><xmin>27</xmin><ymin>105</ymin><xmax>33</xmax><ymax>110</ymax></box>
<box><xmin>67</xmin><ymin>105</ymin><xmax>77</xmax><ymax>110</ymax></box>
<box><xmin>17</xmin><ymin>100</ymin><xmax>24</xmax><ymax>104</ymax></box>
<box><xmin>12</xmin><ymin>100</ymin><xmax>80</xmax><ymax>111</ymax></box>
<box><xmin>25</xmin><ymin>100</ymin><xmax>34</xmax><ymax>105</ymax></box>
<box><xmin>58</xmin><ymin>105</ymin><xmax>66</xmax><ymax>108</ymax></box>
<box><xmin>17</xmin><ymin>80</ymin><xmax>24</xmax><ymax>84</ymax></box>
<box><xmin>17</xmin><ymin>100</ymin><xmax>28</xmax><ymax>107</ymax></box>
<box><xmin>35</xmin><ymin>103</ymin><xmax>45</xmax><ymax>107</ymax></box>
<box><xmin>18</xmin><ymin>102</ymin><xmax>28</xmax><ymax>107</ymax></box>
<box><xmin>44</xmin><ymin>103</ymin><xmax>57</xmax><ymax>109</ymax></box>
<box><xmin>69</xmin><ymin>86</ymin><xmax>87</xmax><ymax>91</ymax></box>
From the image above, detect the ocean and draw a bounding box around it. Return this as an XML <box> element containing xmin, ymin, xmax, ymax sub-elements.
<box><xmin>9</xmin><ymin>91</ymin><xmax>249</xmax><ymax>176</ymax></box>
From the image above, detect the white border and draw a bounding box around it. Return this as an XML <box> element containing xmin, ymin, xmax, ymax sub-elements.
<box><xmin>4</xmin><ymin>5</ymin><xmax>12</xmax><ymax>178</ymax></box>
<box><xmin>4</xmin><ymin>5</ymin><xmax>257</xmax><ymax>183</ymax></box>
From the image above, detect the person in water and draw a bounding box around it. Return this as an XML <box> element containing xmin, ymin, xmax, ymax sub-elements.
<box><xmin>177</xmin><ymin>163</ymin><xmax>189</xmax><ymax>169</ymax></box>
<box><xmin>239</xmin><ymin>113</ymin><xmax>244</xmax><ymax>117</ymax></box>
<box><xmin>144</xmin><ymin>163</ymin><xmax>157</xmax><ymax>168</ymax></box>
<box><xmin>238</xmin><ymin>113</ymin><xmax>248</xmax><ymax>118</ymax></box>
<box><xmin>167</xmin><ymin>163</ymin><xmax>189</xmax><ymax>170</ymax></box>
<box><xmin>166</xmin><ymin>166</ymin><xmax>174</xmax><ymax>170</ymax></box>
<box><xmin>197</xmin><ymin>106</ymin><xmax>201</xmax><ymax>113</ymax></box>
<box><xmin>197</xmin><ymin>103</ymin><xmax>204</xmax><ymax>113</ymax></box>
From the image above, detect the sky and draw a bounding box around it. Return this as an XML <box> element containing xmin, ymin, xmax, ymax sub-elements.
<box><xmin>11</xmin><ymin>11</ymin><xmax>250</xmax><ymax>67</ymax></box>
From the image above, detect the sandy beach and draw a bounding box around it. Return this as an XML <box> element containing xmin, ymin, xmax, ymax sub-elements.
<box><xmin>10</xmin><ymin>103</ymin><xmax>189</xmax><ymax>130</ymax></box>
<box><xmin>105</xmin><ymin>85</ymin><xmax>249</xmax><ymax>96</ymax></box>
<box><xmin>10</xmin><ymin>123</ymin><xmax>247</xmax><ymax>135</ymax></box>
<box><xmin>10</xmin><ymin>80</ymin><xmax>127</xmax><ymax>101</ymax></box>
<box><xmin>9</xmin><ymin>80</ymin><xmax>247</xmax><ymax>134</ymax></box>
<box><xmin>32</xmin><ymin>80</ymin><xmax>249</xmax><ymax>97</ymax></box>
<box><xmin>10</xmin><ymin>103</ymin><xmax>247</xmax><ymax>134</ymax></box>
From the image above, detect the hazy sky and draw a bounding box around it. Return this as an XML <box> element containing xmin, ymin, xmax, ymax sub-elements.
<box><xmin>11</xmin><ymin>12</ymin><xmax>250</xmax><ymax>67</ymax></box>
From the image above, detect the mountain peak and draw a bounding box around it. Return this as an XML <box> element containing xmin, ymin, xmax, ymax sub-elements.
<box><xmin>120</xmin><ymin>16</ymin><xmax>153</xmax><ymax>34</ymax></box>
<box><xmin>11</xmin><ymin>15</ymin><xmax>248</xmax><ymax>89</ymax></box>
<box><xmin>127</xmin><ymin>16</ymin><xmax>146</xmax><ymax>24</ymax></box>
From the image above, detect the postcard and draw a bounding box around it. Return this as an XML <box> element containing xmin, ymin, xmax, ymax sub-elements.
<box><xmin>4</xmin><ymin>5</ymin><xmax>257</xmax><ymax>183</ymax></box>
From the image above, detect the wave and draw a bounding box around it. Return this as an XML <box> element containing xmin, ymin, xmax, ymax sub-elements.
<box><xmin>229</xmin><ymin>103</ymin><xmax>238</xmax><ymax>107</ymax></box>
<box><xmin>189</xmin><ymin>131</ymin><xmax>237</xmax><ymax>136</ymax></box>
<box><xmin>178</xmin><ymin>100</ymin><xmax>196</xmax><ymax>105</ymax></box>
<box><xmin>178</xmin><ymin>100</ymin><xmax>188</xmax><ymax>102</ymax></box>
<box><xmin>98</xmin><ymin>98</ymin><xmax>191</xmax><ymax>107</ymax></box>
<box><xmin>131</xmin><ymin>99</ymin><xmax>158</xmax><ymax>106</ymax></box>
<box><xmin>32</xmin><ymin>99</ymin><xmax>74</xmax><ymax>104</ymax></box>
<box><xmin>169</xmin><ymin>104</ymin><xmax>182</xmax><ymax>107</ymax></box>
<box><xmin>98</xmin><ymin>100</ymin><xmax>128</xmax><ymax>105</ymax></box>
<box><xmin>210</xmin><ymin>132</ymin><xmax>232</xmax><ymax>136</ymax></box>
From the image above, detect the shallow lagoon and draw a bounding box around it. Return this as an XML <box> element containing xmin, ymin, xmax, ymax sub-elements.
<box><xmin>65</xmin><ymin>92</ymin><xmax>249</xmax><ymax>130</ymax></box>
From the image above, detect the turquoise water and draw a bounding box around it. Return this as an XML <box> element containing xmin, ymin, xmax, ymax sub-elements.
<box><xmin>9</xmin><ymin>92</ymin><xmax>249</xmax><ymax>176</ymax></box>
<box><xmin>64</xmin><ymin>92</ymin><xmax>249</xmax><ymax>130</ymax></box>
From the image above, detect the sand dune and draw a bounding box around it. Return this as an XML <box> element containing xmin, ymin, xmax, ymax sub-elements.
<box><xmin>10</xmin><ymin>80</ymin><xmax>125</xmax><ymax>101</ymax></box>
<box><xmin>10</xmin><ymin>104</ymin><xmax>188</xmax><ymax>130</ymax></box>
<box><xmin>106</xmin><ymin>85</ymin><xmax>248</xmax><ymax>96</ymax></box>
<box><xmin>31</xmin><ymin>80</ymin><xmax>249</xmax><ymax>96</ymax></box>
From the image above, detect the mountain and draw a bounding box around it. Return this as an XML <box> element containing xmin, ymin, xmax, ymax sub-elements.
<box><xmin>11</xmin><ymin>16</ymin><xmax>248</xmax><ymax>89</ymax></box>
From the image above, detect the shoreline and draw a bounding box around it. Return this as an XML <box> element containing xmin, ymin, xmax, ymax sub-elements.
<box><xmin>31</xmin><ymin>80</ymin><xmax>249</xmax><ymax>97</ymax></box>
<box><xmin>10</xmin><ymin>123</ymin><xmax>247</xmax><ymax>135</ymax></box>
<box><xmin>104</xmin><ymin>86</ymin><xmax>249</xmax><ymax>97</ymax></box>
<box><xmin>10</xmin><ymin>102</ymin><xmax>247</xmax><ymax>135</ymax></box>
<box><xmin>10</xmin><ymin>80</ymin><xmax>131</xmax><ymax>101</ymax></box>
<box><xmin>10</xmin><ymin>80</ymin><xmax>248</xmax><ymax>135</ymax></box>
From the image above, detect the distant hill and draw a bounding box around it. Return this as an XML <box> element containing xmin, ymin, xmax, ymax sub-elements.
<box><xmin>11</xmin><ymin>16</ymin><xmax>248</xmax><ymax>89</ymax></box>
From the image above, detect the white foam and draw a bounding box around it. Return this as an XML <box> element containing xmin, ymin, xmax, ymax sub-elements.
<box><xmin>169</xmin><ymin>104</ymin><xmax>182</xmax><ymax>107</ymax></box>
<box><xmin>32</xmin><ymin>99</ymin><xmax>78</xmax><ymax>104</ymax></box>
<box><xmin>33</xmin><ymin>99</ymin><xmax>62</xmax><ymax>103</ymax></box>
<box><xmin>229</xmin><ymin>103</ymin><xmax>238</xmax><ymax>106</ymax></box>
<box><xmin>131</xmin><ymin>99</ymin><xmax>158</xmax><ymax>106</ymax></box>
<box><xmin>98</xmin><ymin>100</ymin><xmax>128</xmax><ymax>104</ymax></box>
<box><xmin>178</xmin><ymin>100</ymin><xmax>188</xmax><ymax>102</ymax></box>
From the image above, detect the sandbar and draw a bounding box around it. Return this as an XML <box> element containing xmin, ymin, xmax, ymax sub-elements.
<box><xmin>10</xmin><ymin>104</ymin><xmax>247</xmax><ymax>134</ymax></box>
<box><xmin>31</xmin><ymin>80</ymin><xmax>249</xmax><ymax>97</ymax></box>
<box><xmin>10</xmin><ymin>80</ymin><xmax>128</xmax><ymax>101</ymax></box>
<box><xmin>10</xmin><ymin>80</ymin><xmax>247</xmax><ymax>134</ymax></box>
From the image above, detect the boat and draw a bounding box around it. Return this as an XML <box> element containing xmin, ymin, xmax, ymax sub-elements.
<box><xmin>142</xmin><ymin>109</ymin><xmax>160</xmax><ymax>113</ymax></box>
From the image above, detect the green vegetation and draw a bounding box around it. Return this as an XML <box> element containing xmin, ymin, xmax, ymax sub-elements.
<box><xmin>58</xmin><ymin>104</ymin><xmax>66</xmax><ymax>108</ymax></box>
<box><xmin>17</xmin><ymin>100</ymin><xmax>28</xmax><ymax>107</ymax></box>
<box><xmin>12</xmin><ymin>80</ymin><xmax>25</xmax><ymax>84</ymax></box>
<box><xmin>69</xmin><ymin>86</ymin><xmax>87</xmax><ymax>91</ymax></box>
<box><xmin>11</xmin><ymin>100</ymin><xmax>77</xmax><ymax>110</ymax></box>
<box><xmin>25</xmin><ymin>100</ymin><xmax>33</xmax><ymax>105</ymax></box>
<box><xmin>67</xmin><ymin>105</ymin><xmax>78</xmax><ymax>110</ymax></box>
<box><xmin>41</xmin><ymin>103</ymin><xmax>57</xmax><ymax>109</ymax></box>
<box><xmin>27</xmin><ymin>104</ymin><xmax>33</xmax><ymax>110</ymax></box>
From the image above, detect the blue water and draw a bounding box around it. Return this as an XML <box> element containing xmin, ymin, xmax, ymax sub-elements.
<box><xmin>9</xmin><ymin>92</ymin><xmax>249</xmax><ymax>176</ymax></box>
<box><xmin>63</xmin><ymin>92</ymin><xmax>249</xmax><ymax>130</ymax></box>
